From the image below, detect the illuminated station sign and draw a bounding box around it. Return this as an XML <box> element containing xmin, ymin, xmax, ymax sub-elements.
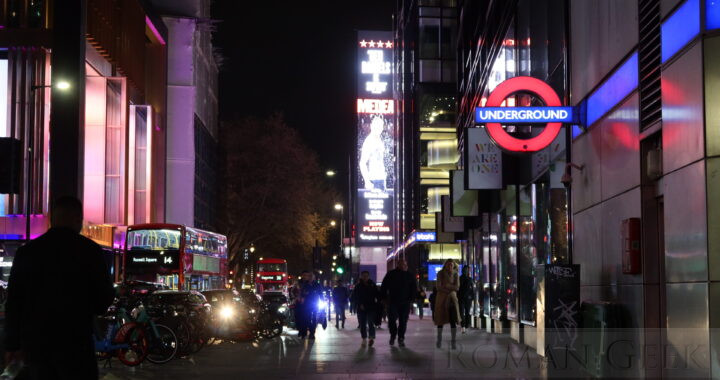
<box><xmin>474</xmin><ymin>76</ymin><xmax>573</xmax><ymax>152</ymax></box>
<box><xmin>356</xmin><ymin>30</ymin><xmax>394</xmax><ymax>246</ymax></box>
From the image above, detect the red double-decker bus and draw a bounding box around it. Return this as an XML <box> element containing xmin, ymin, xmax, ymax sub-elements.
<box><xmin>255</xmin><ymin>258</ymin><xmax>288</xmax><ymax>295</ymax></box>
<box><xmin>124</xmin><ymin>223</ymin><xmax>228</xmax><ymax>291</ymax></box>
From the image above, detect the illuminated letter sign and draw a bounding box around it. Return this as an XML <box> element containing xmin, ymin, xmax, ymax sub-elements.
<box><xmin>357</xmin><ymin>99</ymin><xmax>394</xmax><ymax>114</ymax></box>
<box><xmin>474</xmin><ymin>77</ymin><xmax>569</xmax><ymax>152</ymax></box>
<box><xmin>414</xmin><ymin>231</ymin><xmax>437</xmax><ymax>242</ymax></box>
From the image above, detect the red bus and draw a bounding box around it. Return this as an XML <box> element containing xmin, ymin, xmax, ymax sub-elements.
<box><xmin>255</xmin><ymin>258</ymin><xmax>288</xmax><ymax>295</ymax></box>
<box><xmin>124</xmin><ymin>223</ymin><xmax>228</xmax><ymax>291</ymax></box>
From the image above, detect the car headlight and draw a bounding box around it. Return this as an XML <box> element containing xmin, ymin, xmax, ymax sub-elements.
<box><xmin>278</xmin><ymin>306</ymin><xmax>287</xmax><ymax>313</ymax></box>
<box><xmin>317</xmin><ymin>300</ymin><xmax>327</xmax><ymax>311</ymax></box>
<box><xmin>220</xmin><ymin>305</ymin><xmax>235</xmax><ymax>319</ymax></box>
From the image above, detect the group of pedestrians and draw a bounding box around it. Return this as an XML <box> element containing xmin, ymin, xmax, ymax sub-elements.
<box><xmin>290</xmin><ymin>258</ymin><xmax>478</xmax><ymax>351</ymax></box>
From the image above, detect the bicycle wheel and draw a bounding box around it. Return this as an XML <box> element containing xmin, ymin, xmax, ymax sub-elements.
<box><xmin>174</xmin><ymin>319</ymin><xmax>193</xmax><ymax>356</ymax></box>
<box><xmin>146</xmin><ymin>324</ymin><xmax>178</xmax><ymax>364</ymax></box>
<box><xmin>117</xmin><ymin>325</ymin><xmax>148</xmax><ymax>366</ymax></box>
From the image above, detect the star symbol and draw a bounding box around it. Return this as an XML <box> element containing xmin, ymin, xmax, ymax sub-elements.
<box><xmin>368</xmin><ymin>40</ymin><xmax>375</xmax><ymax>48</ymax></box>
<box><xmin>360</xmin><ymin>40</ymin><xmax>367</xmax><ymax>47</ymax></box>
<box><xmin>376</xmin><ymin>41</ymin><xmax>384</xmax><ymax>48</ymax></box>
<box><xmin>385</xmin><ymin>40</ymin><xmax>393</xmax><ymax>48</ymax></box>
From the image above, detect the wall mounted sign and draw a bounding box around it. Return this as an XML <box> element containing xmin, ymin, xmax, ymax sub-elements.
<box><xmin>475</xmin><ymin>76</ymin><xmax>572</xmax><ymax>152</ymax></box>
<box><xmin>465</xmin><ymin>127</ymin><xmax>503</xmax><ymax>189</ymax></box>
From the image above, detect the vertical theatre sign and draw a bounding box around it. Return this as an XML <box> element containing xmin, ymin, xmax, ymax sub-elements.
<box><xmin>356</xmin><ymin>31</ymin><xmax>394</xmax><ymax>246</ymax></box>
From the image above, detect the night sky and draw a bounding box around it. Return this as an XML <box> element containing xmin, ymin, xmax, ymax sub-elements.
<box><xmin>212</xmin><ymin>1</ymin><xmax>395</xmax><ymax>174</ymax></box>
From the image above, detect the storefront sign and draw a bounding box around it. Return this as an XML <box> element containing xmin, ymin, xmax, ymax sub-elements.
<box><xmin>451</xmin><ymin>169</ymin><xmax>478</xmax><ymax>216</ymax></box>
<box><xmin>466</xmin><ymin>127</ymin><xmax>503</xmax><ymax>189</ymax></box>
<box><xmin>475</xmin><ymin>76</ymin><xmax>568</xmax><ymax>152</ymax></box>
<box><xmin>414</xmin><ymin>231</ymin><xmax>436</xmax><ymax>242</ymax></box>
<box><xmin>476</xmin><ymin>107</ymin><xmax>574</xmax><ymax>123</ymax></box>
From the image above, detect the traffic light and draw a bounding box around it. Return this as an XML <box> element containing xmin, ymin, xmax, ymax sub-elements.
<box><xmin>336</xmin><ymin>267</ymin><xmax>344</xmax><ymax>274</ymax></box>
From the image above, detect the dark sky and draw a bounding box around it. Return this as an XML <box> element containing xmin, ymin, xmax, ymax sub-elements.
<box><xmin>212</xmin><ymin>1</ymin><xmax>395</xmax><ymax>173</ymax></box>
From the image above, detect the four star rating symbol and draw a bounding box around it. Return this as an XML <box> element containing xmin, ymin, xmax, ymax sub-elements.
<box><xmin>359</xmin><ymin>40</ymin><xmax>393</xmax><ymax>49</ymax></box>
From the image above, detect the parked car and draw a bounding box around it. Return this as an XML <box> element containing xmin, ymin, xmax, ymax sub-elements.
<box><xmin>203</xmin><ymin>289</ymin><xmax>283</xmax><ymax>340</ymax></box>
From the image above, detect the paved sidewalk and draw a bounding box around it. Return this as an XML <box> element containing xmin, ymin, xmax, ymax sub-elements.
<box><xmin>100</xmin><ymin>313</ymin><xmax>550</xmax><ymax>379</ymax></box>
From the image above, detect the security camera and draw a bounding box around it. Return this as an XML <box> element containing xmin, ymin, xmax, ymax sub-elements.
<box><xmin>561</xmin><ymin>163</ymin><xmax>584</xmax><ymax>188</ymax></box>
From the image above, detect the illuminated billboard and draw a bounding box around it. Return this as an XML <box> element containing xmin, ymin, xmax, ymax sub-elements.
<box><xmin>356</xmin><ymin>30</ymin><xmax>394</xmax><ymax>246</ymax></box>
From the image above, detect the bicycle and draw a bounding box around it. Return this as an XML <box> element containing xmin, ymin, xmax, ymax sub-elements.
<box><xmin>128</xmin><ymin>302</ymin><xmax>178</xmax><ymax>364</ymax></box>
<box><xmin>94</xmin><ymin>306</ymin><xmax>148</xmax><ymax>367</ymax></box>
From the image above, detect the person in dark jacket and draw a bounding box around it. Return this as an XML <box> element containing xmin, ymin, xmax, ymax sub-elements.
<box><xmin>351</xmin><ymin>270</ymin><xmax>379</xmax><ymax>347</ymax></box>
<box><xmin>458</xmin><ymin>265</ymin><xmax>475</xmax><ymax>333</ymax></box>
<box><xmin>380</xmin><ymin>259</ymin><xmax>417</xmax><ymax>347</ymax></box>
<box><xmin>332</xmin><ymin>280</ymin><xmax>350</xmax><ymax>329</ymax></box>
<box><xmin>4</xmin><ymin>197</ymin><xmax>115</xmax><ymax>380</ymax></box>
<box><xmin>295</xmin><ymin>270</ymin><xmax>324</xmax><ymax>339</ymax></box>
<box><xmin>416</xmin><ymin>285</ymin><xmax>427</xmax><ymax>320</ymax></box>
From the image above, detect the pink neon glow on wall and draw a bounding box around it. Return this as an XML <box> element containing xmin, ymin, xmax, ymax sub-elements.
<box><xmin>146</xmin><ymin>16</ymin><xmax>166</xmax><ymax>45</ymax></box>
<box><xmin>84</xmin><ymin>76</ymin><xmax>107</xmax><ymax>224</ymax></box>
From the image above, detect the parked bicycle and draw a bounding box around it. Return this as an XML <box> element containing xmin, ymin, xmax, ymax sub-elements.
<box><xmin>94</xmin><ymin>305</ymin><xmax>148</xmax><ymax>367</ymax></box>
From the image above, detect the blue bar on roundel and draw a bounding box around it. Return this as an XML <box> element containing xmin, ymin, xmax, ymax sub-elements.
<box><xmin>475</xmin><ymin>106</ymin><xmax>576</xmax><ymax>124</ymax></box>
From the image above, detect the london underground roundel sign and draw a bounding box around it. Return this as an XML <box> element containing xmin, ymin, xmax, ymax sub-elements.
<box><xmin>475</xmin><ymin>76</ymin><xmax>572</xmax><ymax>152</ymax></box>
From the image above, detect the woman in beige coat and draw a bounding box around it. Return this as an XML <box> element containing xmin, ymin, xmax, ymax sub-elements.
<box><xmin>433</xmin><ymin>259</ymin><xmax>461</xmax><ymax>349</ymax></box>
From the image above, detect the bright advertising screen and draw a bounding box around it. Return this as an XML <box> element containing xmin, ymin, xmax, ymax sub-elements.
<box><xmin>356</xmin><ymin>30</ymin><xmax>394</xmax><ymax>246</ymax></box>
<box><xmin>427</xmin><ymin>263</ymin><xmax>464</xmax><ymax>281</ymax></box>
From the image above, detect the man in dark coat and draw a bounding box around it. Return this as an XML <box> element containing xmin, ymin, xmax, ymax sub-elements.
<box><xmin>332</xmin><ymin>280</ymin><xmax>350</xmax><ymax>328</ymax></box>
<box><xmin>4</xmin><ymin>197</ymin><xmax>115</xmax><ymax>379</ymax></box>
<box><xmin>380</xmin><ymin>259</ymin><xmax>417</xmax><ymax>347</ymax></box>
<box><xmin>351</xmin><ymin>271</ymin><xmax>379</xmax><ymax>347</ymax></box>
<box><xmin>458</xmin><ymin>265</ymin><xmax>475</xmax><ymax>333</ymax></box>
<box><xmin>295</xmin><ymin>270</ymin><xmax>323</xmax><ymax>339</ymax></box>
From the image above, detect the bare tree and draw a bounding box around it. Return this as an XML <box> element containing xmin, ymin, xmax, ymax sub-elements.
<box><xmin>219</xmin><ymin>114</ymin><xmax>335</xmax><ymax>274</ymax></box>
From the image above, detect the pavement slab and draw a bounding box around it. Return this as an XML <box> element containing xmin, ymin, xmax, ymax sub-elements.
<box><xmin>100</xmin><ymin>314</ymin><xmax>551</xmax><ymax>379</ymax></box>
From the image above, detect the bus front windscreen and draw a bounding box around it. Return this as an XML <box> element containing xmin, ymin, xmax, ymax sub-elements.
<box><xmin>126</xmin><ymin>229</ymin><xmax>182</xmax><ymax>271</ymax></box>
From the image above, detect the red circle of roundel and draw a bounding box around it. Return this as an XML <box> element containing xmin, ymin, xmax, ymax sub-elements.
<box><xmin>484</xmin><ymin>76</ymin><xmax>563</xmax><ymax>152</ymax></box>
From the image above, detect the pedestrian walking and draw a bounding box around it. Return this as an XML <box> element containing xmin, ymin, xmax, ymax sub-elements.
<box><xmin>458</xmin><ymin>265</ymin><xmax>475</xmax><ymax>333</ymax></box>
<box><xmin>433</xmin><ymin>259</ymin><xmax>461</xmax><ymax>349</ymax></box>
<box><xmin>4</xmin><ymin>197</ymin><xmax>115</xmax><ymax>379</ymax></box>
<box><xmin>295</xmin><ymin>270</ymin><xmax>323</xmax><ymax>339</ymax></box>
<box><xmin>351</xmin><ymin>271</ymin><xmax>380</xmax><ymax>347</ymax></box>
<box><xmin>348</xmin><ymin>286</ymin><xmax>355</xmax><ymax>315</ymax></box>
<box><xmin>416</xmin><ymin>285</ymin><xmax>427</xmax><ymax>320</ymax></box>
<box><xmin>380</xmin><ymin>259</ymin><xmax>417</xmax><ymax>347</ymax></box>
<box><xmin>429</xmin><ymin>286</ymin><xmax>437</xmax><ymax>316</ymax></box>
<box><xmin>332</xmin><ymin>280</ymin><xmax>350</xmax><ymax>328</ymax></box>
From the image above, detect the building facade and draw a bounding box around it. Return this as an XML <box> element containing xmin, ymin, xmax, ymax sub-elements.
<box><xmin>386</xmin><ymin>0</ymin><xmax>720</xmax><ymax>377</ymax></box>
<box><xmin>150</xmin><ymin>0</ymin><xmax>220</xmax><ymax>232</ymax></box>
<box><xmin>391</xmin><ymin>0</ymin><xmax>459</xmax><ymax>283</ymax></box>
<box><xmin>0</xmin><ymin>0</ymin><xmax>169</xmax><ymax>282</ymax></box>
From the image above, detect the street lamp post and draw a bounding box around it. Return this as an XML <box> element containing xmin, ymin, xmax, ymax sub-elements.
<box><xmin>25</xmin><ymin>80</ymin><xmax>71</xmax><ymax>241</ymax></box>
